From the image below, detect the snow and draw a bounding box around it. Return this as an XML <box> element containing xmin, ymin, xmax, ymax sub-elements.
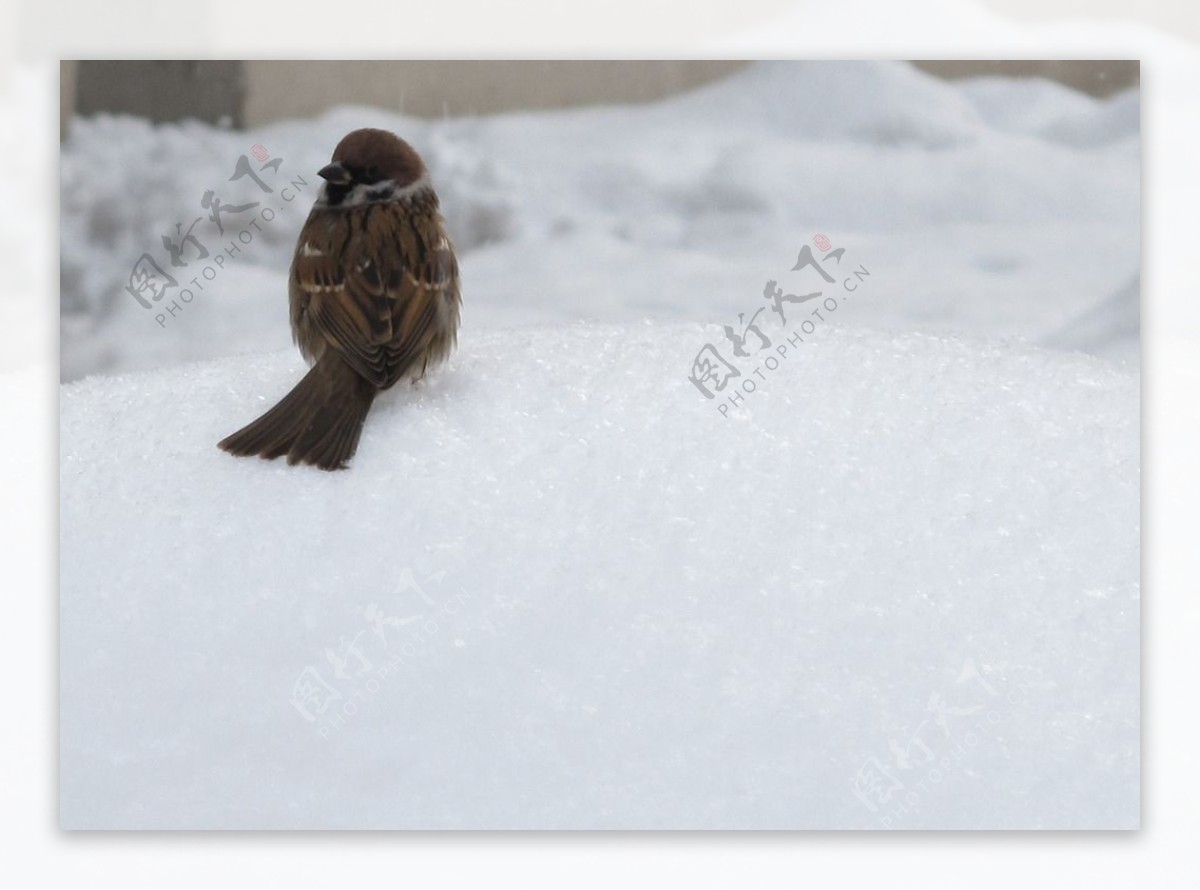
<box><xmin>59</xmin><ymin>61</ymin><xmax>1140</xmax><ymax>382</ymax></box>
<box><xmin>58</xmin><ymin>60</ymin><xmax>1140</xmax><ymax>829</ymax></box>
<box><xmin>60</xmin><ymin>323</ymin><xmax>1139</xmax><ymax>829</ymax></box>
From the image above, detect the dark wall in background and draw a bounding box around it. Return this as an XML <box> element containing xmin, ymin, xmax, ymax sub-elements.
<box><xmin>912</xmin><ymin>59</ymin><xmax>1139</xmax><ymax>97</ymax></box>
<box><xmin>72</xmin><ymin>60</ymin><xmax>245</xmax><ymax>128</ymax></box>
<box><xmin>62</xmin><ymin>60</ymin><xmax>1139</xmax><ymax>137</ymax></box>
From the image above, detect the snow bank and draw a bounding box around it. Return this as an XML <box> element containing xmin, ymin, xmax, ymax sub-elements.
<box><xmin>59</xmin><ymin>61</ymin><xmax>1140</xmax><ymax>381</ymax></box>
<box><xmin>60</xmin><ymin>322</ymin><xmax>1139</xmax><ymax>829</ymax></box>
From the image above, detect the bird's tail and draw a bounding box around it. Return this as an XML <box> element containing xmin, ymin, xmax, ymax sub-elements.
<box><xmin>218</xmin><ymin>355</ymin><xmax>376</xmax><ymax>470</ymax></box>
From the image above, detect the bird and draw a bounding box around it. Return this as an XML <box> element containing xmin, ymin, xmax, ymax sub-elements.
<box><xmin>218</xmin><ymin>128</ymin><xmax>461</xmax><ymax>470</ymax></box>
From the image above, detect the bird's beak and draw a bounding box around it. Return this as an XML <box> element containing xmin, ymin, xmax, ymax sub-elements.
<box><xmin>318</xmin><ymin>162</ymin><xmax>351</xmax><ymax>185</ymax></box>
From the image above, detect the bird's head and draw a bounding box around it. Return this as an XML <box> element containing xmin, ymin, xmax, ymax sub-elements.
<box><xmin>316</xmin><ymin>128</ymin><xmax>428</xmax><ymax>206</ymax></box>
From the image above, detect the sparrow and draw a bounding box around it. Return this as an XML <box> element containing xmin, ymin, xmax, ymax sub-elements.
<box><xmin>219</xmin><ymin>128</ymin><xmax>461</xmax><ymax>470</ymax></box>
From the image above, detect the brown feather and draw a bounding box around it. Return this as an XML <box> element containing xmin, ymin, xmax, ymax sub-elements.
<box><xmin>219</xmin><ymin>128</ymin><xmax>461</xmax><ymax>470</ymax></box>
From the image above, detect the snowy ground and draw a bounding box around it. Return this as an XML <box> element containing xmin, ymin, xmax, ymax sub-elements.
<box><xmin>58</xmin><ymin>61</ymin><xmax>1140</xmax><ymax>829</ymax></box>
<box><xmin>60</xmin><ymin>324</ymin><xmax>1138</xmax><ymax>829</ymax></box>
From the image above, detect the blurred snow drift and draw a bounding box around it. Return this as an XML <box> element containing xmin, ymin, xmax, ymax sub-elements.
<box><xmin>59</xmin><ymin>61</ymin><xmax>1140</xmax><ymax>380</ymax></box>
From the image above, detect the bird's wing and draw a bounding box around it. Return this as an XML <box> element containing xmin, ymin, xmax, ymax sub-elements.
<box><xmin>292</xmin><ymin>203</ymin><xmax>457</xmax><ymax>388</ymax></box>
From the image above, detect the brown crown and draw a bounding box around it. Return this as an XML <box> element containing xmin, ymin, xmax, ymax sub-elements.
<box><xmin>330</xmin><ymin>128</ymin><xmax>426</xmax><ymax>186</ymax></box>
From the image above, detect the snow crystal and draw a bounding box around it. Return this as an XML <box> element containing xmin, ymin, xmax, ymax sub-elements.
<box><xmin>60</xmin><ymin>323</ymin><xmax>1139</xmax><ymax>828</ymax></box>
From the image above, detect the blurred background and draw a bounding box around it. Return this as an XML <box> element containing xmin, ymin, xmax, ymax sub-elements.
<box><xmin>60</xmin><ymin>60</ymin><xmax>1140</xmax><ymax>131</ymax></box>
<box><xmin>58</xmin><ymin>59</ymin><xmax>1141</xmax><ymax>381</ymax></box>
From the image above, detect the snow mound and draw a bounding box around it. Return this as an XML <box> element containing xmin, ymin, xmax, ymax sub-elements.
<box><xmin>60</xmin><ymin>322</ymin><xmax>1139</xmax><ymax>829</ymax></box>
<box><xmin>671</xmin><ymin>60</ymin><xmax>987</xmax><ymax>147</ymax></box>
<box><xmin>959</xmin><ymin>75</ymin><xmax>1140</xmax><ymax>147</ymax></box>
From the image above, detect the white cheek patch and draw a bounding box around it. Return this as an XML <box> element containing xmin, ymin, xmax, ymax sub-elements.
<box><xmin>316</xmin><ymin>175</ymin><xmax>432</xmax><ymax>208</ymax></box>
<box><xmin>301</xmin><ymin>243</ymin><xmax>324</xmax><ymax>257</ymax></box>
